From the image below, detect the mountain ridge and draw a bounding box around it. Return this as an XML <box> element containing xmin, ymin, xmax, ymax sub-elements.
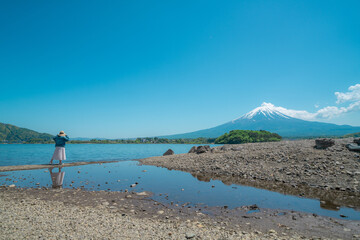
<box><xmin>0</xmin><ymin>122</ymin><xmax>53</xmax><ymax>143</ymax></box>
<box><xmin>162</xmin><ymin>103</ymin><xmax>360</xmax><ymax>139</ymax></box>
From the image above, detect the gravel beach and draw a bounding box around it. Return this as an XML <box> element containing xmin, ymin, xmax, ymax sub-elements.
<box><xmin>1</xmin><ymin>187</ymin><xmax>360</xmax><ymax>240</ymax></box>
<box><xmin>0</xmin><ymin>187</ymin><xmax>301</xmax><ymax>240</ymax></box>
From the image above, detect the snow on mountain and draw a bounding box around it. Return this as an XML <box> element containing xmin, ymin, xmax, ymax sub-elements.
<box><xmin>162</xmin><ymin>102</ymin><xmax>360</xmax><ymax>139</ymax></box>
<box><xmin>233</xmin><ymin>102</ymin><xmax>290</xmax><ymax>121</ymax></box>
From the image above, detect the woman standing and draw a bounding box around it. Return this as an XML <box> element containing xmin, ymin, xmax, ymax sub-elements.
<box><xmin>50</xmin><ymin>131</ymin><xmax>69</xmax><ymax>165</ymax></box>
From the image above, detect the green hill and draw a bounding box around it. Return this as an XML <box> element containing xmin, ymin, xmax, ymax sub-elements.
<box><xmin>343</xmin><ymin>132</ymin><xmax>360</xmax><ymax>138</ymax></box>
<box><xmin>0</xmin><ymin>123</ymin><xmax>53</xmax><ymax>143</ymax></box>
<box><xmin>214</xmin><ymin>130</ymin><xmax>282</xmax><ymax>144</ymax></box>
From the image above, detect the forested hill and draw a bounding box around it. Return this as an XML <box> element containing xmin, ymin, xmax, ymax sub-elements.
<box><xmin>0</xmin><ymin>123</ymin><xmax>53</xmax><ymax>143</ymax></box>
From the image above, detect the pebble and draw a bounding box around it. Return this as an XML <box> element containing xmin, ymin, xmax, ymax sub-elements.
<box><xmin>185</xmin><ymin>232</ymin><xmax>196</xmax><ymax>239</ymax></box>
<box><xmin>136</xmin><ymin>192</ymin><xmax>147</xmax><ymax>196</ymax></box>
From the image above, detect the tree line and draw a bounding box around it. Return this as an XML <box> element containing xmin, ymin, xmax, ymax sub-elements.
<box><xmin>11</xmin><ymin>130</ymin><xmax>282</xmax><ymax>144</ymax></box>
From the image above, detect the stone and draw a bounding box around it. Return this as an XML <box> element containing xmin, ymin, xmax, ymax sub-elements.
<box><xmin>188</xmin><ymin>145</ymin><xmax>211</xmax><ymax>154</ymax></box>
<box><xmin>196</xmin><ymin>145</ymin><xmax>211</xmax><ymax>154</ymax></box>
<box><xmin>163</xmin><ymin>149</ymin><xmax>174</xmax><ymax>156</ymax></box>
<box><xmin>8</xmin><ymin>184</ymin><xmax>15</xmax><ymax>188</ymax></box>
<box><xmin>249</xmin><ymin>204</ymin><xmax>259</xmax><ymax>210</ymax></box>
<box><xmin>188</xmin><ymin>146</ymin><xmax>197</xmax><ymax>153</ymax></box>
<box><xmin>315</xmin><ymin>139</ymin><xmax>335</xmax><ymax>149</ymax></box>
<box><xmin>130</xmin><ymin>184</ymin><xmax>137</xmax><ymax>188</ymax></box>
<box><xmin>136</xmin><ymin>192</ymin><xmax>147</xmax><ymax>196</ymax></box>
<box><xmin>157</xmin><ymin>210</ymin><xmax>164</xmax><ymax>215</ymax></box>
<box><xmin>185</xmin><ymin>232</ymin><xmax>196</xmax><ymax>239</ymax></box>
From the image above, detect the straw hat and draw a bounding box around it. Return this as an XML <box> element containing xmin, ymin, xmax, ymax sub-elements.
<box><xmin>58</xmin><ymin>131</ymin><xmax>66</xmax><ymax>137</ymax></box>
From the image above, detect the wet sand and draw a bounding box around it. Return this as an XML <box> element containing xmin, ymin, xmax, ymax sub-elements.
<box><xmin>0</xmin><ymin>160</ymin><xmax>118</xmax><ymax>172</ymax></box>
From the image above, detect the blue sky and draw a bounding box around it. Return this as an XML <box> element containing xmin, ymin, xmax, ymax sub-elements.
<box><xmin>1</xmin><ymin>0</ymin><xmax>360</xmax><ymax>138</ymax></box>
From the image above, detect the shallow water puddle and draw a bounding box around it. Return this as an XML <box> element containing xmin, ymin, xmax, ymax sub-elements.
<box><xmin>1</xmin><ymin>161</ymin><xmax>359</xmax><ymax>220</ymax></box>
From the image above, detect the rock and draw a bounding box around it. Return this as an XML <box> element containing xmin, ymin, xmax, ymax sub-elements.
<box><xmin>185</xmin><ymin>232</ymin><xmax>196</xmax><ymax>239</ymax></box>
<box><xmin>157</xmin><ymin>210</ymin><xmax>164</xmax><ymax>215</ymax></box>
<box><xmin>210</xmin><ymin>147</ymin><xmax>223</xmax><ymax>153</ymax></box>
<box><xmin>125</xmin><ymin>195</ymin><xmax>132</xmax><ymax>198</ymax></box>
<box><xmin>8</xmin><ymin>184</ymin><xmax>15</xmax><ymax>188</ymax></box>
<box><xmin>354</xmin><ymin>138</ymin><xmax>360</xmax><ymax>145</ymax></box>
<box><xmin>163</xmin><ymin>149</ymin><xmax>174</xmax><ymax>156</ymax></box>
<box><xmin>136</xmin><ymin>192</ymin><xmax>147</xmax><ymax>196</ymax></box>
<box><xmin>188</xmin><ymin>145</ymin><xmax>211</xmax><ymax>154</ymax></box>
<box><xmin>315</xmin><ymin>139</ymin><xmax>335</xmax><ymax>149</ymax></box>
<box><xmin>188</xmin><ymin>146</ymin><xmax>197</xmax><ymax>153</ymax></box>
<box><xmin>196</xmin><ymin>145</ymin><xmax>211</xmax><ymax>154</ymax></box>
<box><xmin>249</xmin><ymin>204</ymin><xmax>259</xmax><ymax>210</ymax></box>
<box><xmin>130</xmin><ymin>184</ymin><xmax>137</xmax><ymax>188</ymax></box>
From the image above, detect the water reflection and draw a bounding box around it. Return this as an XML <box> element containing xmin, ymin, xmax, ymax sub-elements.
<box><xmin>1</xmin><ymin>161</ymin><xmax>359</xmax><ymax>220</ymax></box>
<box><xmin>49</xmin><ymin>167</ymin><xmax>65</xmax><ymax>189</ymax></box>
<box><xmin>191</xmin><ymin>172</ymin><xmax>360</xmax><ymax>211</ymax></box>
<box><xmin>320</xmin><ymin>199</ymin><xmax>340</xmax><ymax>211</ymax></box>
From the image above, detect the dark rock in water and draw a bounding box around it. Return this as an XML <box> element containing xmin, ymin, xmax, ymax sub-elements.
<box><xmin>353</xmin><ymin>138</ymin><xmax>360</xmax><ymax>145</ymax></box>
<box><xmin>163</xmin><ymin>149</ymin><xmax>174</xmax><ymax>156</ymax></box>
<box><xmin>188</xmin><ymin>145</ymin><xmax>211</xmax><ymax>154</ymax></box>
<box><xmin>315</xmin><ymin>139</ymin><xmax>335</xmax><ymax>149</ymax></box>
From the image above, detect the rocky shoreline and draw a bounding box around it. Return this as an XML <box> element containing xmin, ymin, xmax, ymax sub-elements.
<box><xmin>1</xmin><ymin>138</ymin><xmax>360</xmax><ymax>239</ymax></box>
<box><xmin>1</xmin><ymin>187</ymin><xmax>360</xmax><ymax>239</ymax></box>
<box><xmin>140</xmin><ymin>138</ymin><xmax>360</xmax><ymax>210</ymax></box>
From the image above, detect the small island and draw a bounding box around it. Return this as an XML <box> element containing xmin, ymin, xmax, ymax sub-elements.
<box><xmin>214</xmin><ymin>130</ymin><xmax>282</xmax><ymax>144</ymax></box>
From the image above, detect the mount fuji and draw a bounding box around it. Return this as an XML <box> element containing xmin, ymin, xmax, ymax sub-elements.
<box><xmin>164</xmin><ymin>103</ymin><xmax>360</xmax><ymax>138</ymax></box>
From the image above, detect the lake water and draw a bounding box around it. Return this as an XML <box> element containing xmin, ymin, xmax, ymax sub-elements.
<box><xmin>0</xmin><ymin>144</ymin><xmax>214</xmax><ymax>166</ymax></box>
<box><xmin>1</xmin><ymin>144</ymin><xmax>359</xmax><ymax>220</ymax></box>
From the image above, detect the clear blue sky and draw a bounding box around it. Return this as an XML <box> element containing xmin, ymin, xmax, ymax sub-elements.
<box><xmin>1</xmin><ymin>0</ymin><xmax>360</xmax><ymax>138</ymax></box>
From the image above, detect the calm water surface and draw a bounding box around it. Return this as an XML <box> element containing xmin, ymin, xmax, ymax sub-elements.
<box><xmin>0</xmin><ymin>144</ymin><xmax>359</xmax><ymax>220</ymax></box>
<box><xmin>0</xmin><ymin>144</ymin><xmax>216</xmax><ymax>166</ymax></box>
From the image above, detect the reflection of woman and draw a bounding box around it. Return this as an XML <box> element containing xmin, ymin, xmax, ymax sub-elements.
<box><xmin>49</xmin><ymin>167</ymin><xmax>65</xmax><ymax>189</ymax></box>
<box><xmin>50</xmin><ymin>131</ymin><xmax>69</xmax><ymax>165</ymax></box>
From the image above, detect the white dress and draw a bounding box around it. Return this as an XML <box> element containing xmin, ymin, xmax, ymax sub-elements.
<box><xmin>52</xmin><ymin>147</ymin><xmax>66</xmax><ymax>161</ymax></box>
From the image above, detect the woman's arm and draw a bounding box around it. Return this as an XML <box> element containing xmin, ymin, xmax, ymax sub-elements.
<box><xmin>64</xmin><ymin>135</ymin><xmax>70</xmax><ymax>141</ymax></box>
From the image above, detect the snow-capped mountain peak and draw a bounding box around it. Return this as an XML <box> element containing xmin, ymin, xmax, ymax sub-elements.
<box><xmin>233</xmin><ymin>102</ymin><xmax>291</xmax><ymax>122</ymax></box>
